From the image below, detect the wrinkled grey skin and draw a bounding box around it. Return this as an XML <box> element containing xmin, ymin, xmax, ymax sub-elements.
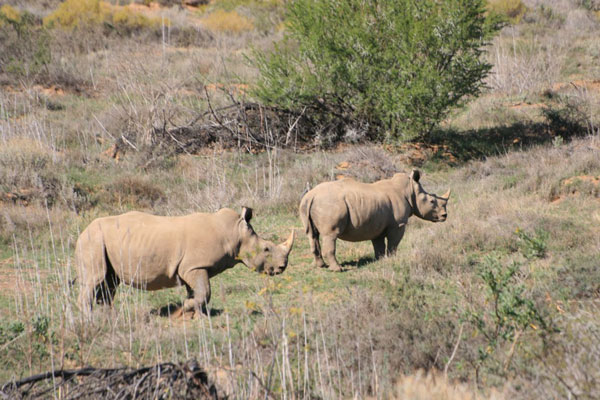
<box><xmin>299</xmin><ymin>170</ymin><xmax>449</xmax><ymax>271</ymax></box>
<box><xmin>75</xmin><ymin>207</ymin><xmax>294</xmax><ymax>317</ymax></box>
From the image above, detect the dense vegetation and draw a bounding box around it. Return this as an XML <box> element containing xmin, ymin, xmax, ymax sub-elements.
<box><xmin>254</xmin><ymin>0</ymin><xmax>503</xmax><ymax>142</ymax></box>
<box><xmin>0</xmin><ymin>0</ymin><xmax>599</xmax><ymax>398</ymax></box>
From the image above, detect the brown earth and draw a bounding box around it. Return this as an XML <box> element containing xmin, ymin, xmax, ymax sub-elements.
<box><xmin>551</xmin><ymin>175</ymin><xmax>600</xmax><ymax>203</ymax></box>
<box><xmin>552</xmin><ymin>79</ymin><xmax>600</xmax><ymax>92</ymax></box>
<box><xmin>0</xmin><ymin>260</ymin><xmax>47</xmax><ymax>295</ymax></box>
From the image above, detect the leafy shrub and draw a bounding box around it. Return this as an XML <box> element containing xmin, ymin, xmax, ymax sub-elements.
<box><xmin>0</xmin><ymin>5</ymin><xmax>51</xmax><ymax>81</ymax></box>
<box><xmin>464</xmin><ymin>255</ymin><xmax>551</xmax><ymax>381</ymax></box>
<box><xmin>515</xmin><ymin>227</ymin><xmax>549</xmax><ymax>259</ymax></box>
<box><xmin>487</xmin><ymin>0</ymin><xmax>527</xmax><ymax>24</ymax></box>
<box><xmin>202</xmin><ymin>9</ymin><xmax>254</xmax><ymax>33</ymax></box>
<box><xmin>253</xmin><ymin>0</ymin><xmax>503</xmax><ymax>142</ymax></box>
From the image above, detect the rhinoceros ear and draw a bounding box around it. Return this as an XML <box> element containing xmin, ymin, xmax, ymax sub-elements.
<box><xmin>409</xmin><ymin>169</ymin><xmax>421</xmax><ymax>183</ymax></box>
<box><xmin>241</xmin><ymin>207</ymin><xmax>253</xmax><ymax>223</ymax></box>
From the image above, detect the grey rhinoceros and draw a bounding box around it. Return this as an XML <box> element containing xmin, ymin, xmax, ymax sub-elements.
<box><xmin>75</xmin><ymin>207</ymin><xmax>294</xmax><ymax>316</ymax></box>
<box><xmin>299</xmin><ymin>170</ymin><xmax>449</xmax><ymax>271</ymax></box>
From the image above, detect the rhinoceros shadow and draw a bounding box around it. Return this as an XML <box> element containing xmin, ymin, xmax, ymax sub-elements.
<box><xmin>341</xmin><ymin>255</ymin><xmax>376</xmax><ymax>269</ymax></box>
<box><xmin>152</xmin><ymin>302</ymin><xmax>223</xmax><ymax>318</ymax></box>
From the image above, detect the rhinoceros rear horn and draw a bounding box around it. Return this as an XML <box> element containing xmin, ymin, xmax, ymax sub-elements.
<box><xmin>442</xmin><ymin>189</ymin><xmax>451</xmax><ymax>200</ymax></box>
<box><xmin>410</xmin><ymin>169</ymin><xmax>421</xmax><ymax>182</ymax></box>
<box><xmin>280</xmin><ymin>229</ymin><xmax>295</xmax><ymax>255</ymax></box>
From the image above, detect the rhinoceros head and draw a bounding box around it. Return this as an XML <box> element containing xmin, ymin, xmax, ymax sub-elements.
<box><xmin>408</xmin><ymin>169</ymin><xmax>450</xmax><ymax>222</ymax></box>
<box><xmin>237</xmin><ymin>207</ymin><xmax>295</xmax><ymax>276</ymax></box>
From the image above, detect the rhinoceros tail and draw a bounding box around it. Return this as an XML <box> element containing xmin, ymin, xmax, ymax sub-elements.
<box><xmin>299</xmin><ymin>193</ymin><xmax>317</xmax><ymax>237</ymax></box>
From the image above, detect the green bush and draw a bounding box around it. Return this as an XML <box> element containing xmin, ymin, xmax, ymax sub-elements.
<box><xmin>515</xmin><ymin>227</ymin><xmax>549</xmax><ymax>259</ymax></box>
<box><xmin>252</xmin><ymin>0</ymin><xmax>503</xmax><ymax>142</ymax></box>
<box><xmin>464</xmin><ymin>255</ymin><xmax>551</xmax><ymax>381</ymax></box>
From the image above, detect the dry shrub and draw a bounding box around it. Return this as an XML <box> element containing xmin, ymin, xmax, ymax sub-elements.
<box><xmin>0</xmin><ymin>4</ymin><xmax>21</xmax><ymax>25</ymax></box>
<box><xmin>486</xmin><ymin>1</ymin><xmax>600</xmax><ymax>94</ymax></box>
<box><xmin>1</xmin><ymin>359</ymin><xmax>219</xmax><ymax>399</ymax></box>
<box><xmin>201</xmin><ymin>9</ymin><xmax>254</xmax><ymax>34</ymax></box>
<box><xmin>508</xmin><ymin>304</ymin><xmax>600</xmax><ymax>399</ymax></box>
<box><xmin>333</xmin><ymin>145</ymin><xmax>401</xmax><ymax>182</ymax></box>
<box><xmin>0</xmin><ymin>138</ymin><xmax>63</xmax><ymax>207</ymax></box>
<box><xmin>103</xmin><ymin>175</ymin><xmax>166</xmax><ymax>209</ymax></box>
<box><xmin>0</xmin><ymin>205</ymin><xmax>48</xmax><ymax>245</ymax></box>
<box><xmin>487</xmin><ymin>33</ymin><xmax>567</xmax><ymax>94</ymax></box>
<box><xmin>43</xmin><ymin>0</ymin><xmax>162</xmax><ymax>34</ymax></box>
<box><xmin>488</xmin><ymin>0</ymin><xmax>527</xmax><ymax>24</ymax></box>
<box><xmin>43</xmin><ymin>0</ymin><xmax>106</xmax><ymax>29</ymax></box>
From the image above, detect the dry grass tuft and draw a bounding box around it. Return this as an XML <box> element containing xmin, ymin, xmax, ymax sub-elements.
<box><xmin>393</xmin><ymin>370</ymin><xmax>504</xmax><ymax>400</ymax></box>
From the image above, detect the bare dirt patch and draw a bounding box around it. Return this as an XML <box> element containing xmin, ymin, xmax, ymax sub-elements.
<box><xmin>563</xmin><ymin>175</ymin><xmax>600</xmax><ymax>186</ymax></box>
<box><xmin>551</xmin><ymin>175</ymin><xmax>600</xmax><ymax>203</ymax></box>
<box><xmin>0</xmin><ymin>261</ymin><xmax>47</xmax><ymax>295</ymax></box>
<box><xmin>506</xmin><ymin>101</ymin><xmax>548</xmax><ymax>111</ymax></box>
<box><xmin>551</xmin><ymin>79</ymin><xmax>600</xmax><ymax>92</ymax></box>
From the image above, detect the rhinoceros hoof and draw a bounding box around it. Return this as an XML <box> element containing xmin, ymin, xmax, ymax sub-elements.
<box><xmin>328</xmin><ymin>264</ymin><xmax>343</xmax><ymax>272</ymax></box>
<box><xmin>170</xmin><ymin>308</ymin><xmax>198</xmax><ymax>320</ymax></box>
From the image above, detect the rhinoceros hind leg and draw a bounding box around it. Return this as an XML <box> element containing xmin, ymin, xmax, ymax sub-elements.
<box><xmin>180</xmin><ymin>268</ymin><xmax>211</xmax><ymax>317</ymax></box>
<box><xmin>78</xmin><ymin>285</ymin><xmax>96</xmax><ymax>317</ymax></box>
<box><xmin>94</xmin><ymin>267</ymin><xmax>120</xmax><ymax>306</ymax></box>
<box><xmin>307</xmin><ymin>231</ymin><xmax>326</xmax><ymax>268</ymax></box>
<box><xmin>372</xmin><ymin>235</ymin><xmax>386</xmax><ymax>259</ymax></box>
<box><xmin>321</xmin><ymin>234</ymin><xmax>342</xmax><ymax>272</ymax></box>
<box><xmin>76</xmin><ymin>236</ymin><xmax>109</xmax><ymax>317</ymax></box>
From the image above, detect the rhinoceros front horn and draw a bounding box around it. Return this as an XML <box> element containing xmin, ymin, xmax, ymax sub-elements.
<box><xmin>281</xmin><ymin>229</ymin><xmax>295</xmax><ymax>255</ymax></box>
<box><xmin>442</xmin><ymin>189</ymin><xmax>451</xmax><ymax>200</ymax></box>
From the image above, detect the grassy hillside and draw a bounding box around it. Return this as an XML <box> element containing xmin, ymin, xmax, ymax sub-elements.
<box><xmin>0</xmin><ymin>0</ymin><xmax>599</xmax><ymax>398</ymax></box>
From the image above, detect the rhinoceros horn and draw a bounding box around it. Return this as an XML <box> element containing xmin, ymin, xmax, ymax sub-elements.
<box><xmin>280</xmin><ymin>229</ymin><xmax>295</xmax><ymax>255</ymax></box>
<box><xmin>442</xmin><ymin>189</ymin><xmax>451</xmax><ymax>200</ymax></box>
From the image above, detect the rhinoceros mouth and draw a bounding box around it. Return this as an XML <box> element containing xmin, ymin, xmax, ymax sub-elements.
<box><xmin>266</xmin><ymin>266</ymin><xmax>286</xmax><ymax>276</ymax></box>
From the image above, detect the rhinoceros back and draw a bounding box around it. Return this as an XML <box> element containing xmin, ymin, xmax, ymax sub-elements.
<box><xmin>304</xmin><ymin>179</ymin><xmax>396</xmax><ymax>242</ymax></box>
<box><xmin>97</xmin><ymin>212</ymin><xmax>185</xmax><ymax>289</ymax></box>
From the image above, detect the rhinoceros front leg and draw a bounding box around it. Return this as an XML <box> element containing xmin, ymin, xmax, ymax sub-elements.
<box><xmin>371</xmin><ymin>235</ymin><xmax>386</xmax><ymax>259</ymax></box>
<box><xmin>179</xmin><ymin>268</ymin><xmax>211</xmax><ymax>317</ymax></box>
<box><xmin>321</xmin><ymin>234</ymin><xmax>343</xmax><ymax>272</ymax></box>
<box><xmin>385</xmin><ymin>224</ymin><xmax>406</xmax><ymax>256</ymax></box>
